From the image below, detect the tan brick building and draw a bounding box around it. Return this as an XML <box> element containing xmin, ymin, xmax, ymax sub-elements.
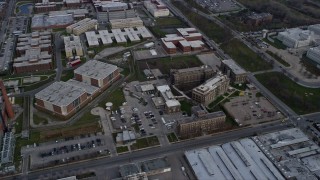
<box><xmin>192</xmin><ymin>74</ymin><xmax>229</xmax><ymax>106</ymax></box>
<box><xmin>177</xmin><ymin>106</ymin><xmax>226</xmax><ymax>138</ymax></box>
<box><xmin>170</xmin><ymin>66</ymin><xmax>216</xmax><ymax>90</ymax></box>
<box><xmin>220</xmin><ymin>59</ymin><xmax>247</xmax><ymax>84</ymax></box>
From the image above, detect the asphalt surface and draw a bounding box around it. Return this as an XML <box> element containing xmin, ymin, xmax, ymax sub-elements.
<box><xmin>4</xmin><ymin>122</ymin><xmax>292</xmax><ymax>180</ymax></box>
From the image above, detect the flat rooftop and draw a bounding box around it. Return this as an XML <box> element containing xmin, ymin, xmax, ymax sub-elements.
<box><xmin>66</xmin><ymin>79</ymin><xmax>99</xmax><ymax>95</ymax></box>
<box><xmin>193</xmin><ymin>74</ymin><xmax>228</xmax><ymax>94</ymax></box>
<box><xmin>74</xmin><ymin>60</ymin><xmax>118</xmax><ymax>80</ymax></box>
<box><xmin>222</xmin><ymin>59</ymin><xmax>246</xmax><ymax>75</ymax></box>
<box><xmin>185</xmin><ymin>138</ymin><xmax>284</xmax><ymax>180</ymax></box>
<box><xmin>35</xmin><ymin>81</ymin><xmax>86</xmax><ymax>106</ymax></box>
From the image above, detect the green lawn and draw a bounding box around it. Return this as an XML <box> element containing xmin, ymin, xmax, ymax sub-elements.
<box><xmin>172</xmin><ymin>1</ymin><xmax>232</xmax><ymax>44</ymax></box>
<box><xmin>24</xmin><ymin>75</ymin><xmax>55</xmax><ymax>92</ymax></box>
<box><xmin>116</xmin><ymin>146</ymin><xmax>129</xmax><ymax>153</ymax></box>
<box><xmin>266</xmin><ymin>50</ymin><xmax>290</xmax><ymax>67</ymax></box>
<box><xmin>208</xmin><ymin>96</ymin><xmax>224</xmax><ymax>108</ymax></box>
<box><xmin>221</xmin><ymin>39</ymin><xmax>272</xmax><ymax>72</ymax></box>
<box><xmin>130</xmin><ymin>136</ymin><xmax>160</xmax><ymax>150</ymax></box>
<box><xmin>14</xmin><ymin>113</ymin><xmax>23</xmax><ymax>134</ymax></box>
<box><xmin>98</xmin><ymin>88</ymin><xmax>125</xmax><ymax>110</ymax></box>
<box><xmin>61</xmin><ymin>70</ymin><xmax>74</xmax><ymax>82</ymax></box>
<box><xmin>180</xmin><ymin>100</ymin><xmax>193</xmax><ymax>116</ymax></box>
<box><xmin>33</xmin><ymin>114</ymin><xmax>48</xmax><ymax>125</ymax></box>
<box><xmin>138</xmin><ymin>55</ymin><xmax>203</xmax><ymax>75</ymax></box>
<box><xmin>156</xmin><ymin>17</ymin><xmax>184</xmax><ymax>26</ymax></box>
<box><xmin>255</xmin><ymin>72</ymin><xmax>320</xmax><ymax>114</ymax></box>
<box><xmin>167</xmin><ymin>133</ymin><xmax>179</xmax><ymax>143</ymax></box>
<box><xmin>263</xmin><ymin>38</ymin><xmax>287</xmax><ymax>50</ymax></box>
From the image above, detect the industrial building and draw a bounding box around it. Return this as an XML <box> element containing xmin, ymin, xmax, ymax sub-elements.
<box><xmin>31</xmin><ymin>14</ymin><xmax>74</xmax><ymax>30</ymax></box>
<box><xmin>220</xmin><ymin>59</ymin><xmax>247</xmax><ymax>84</ymax></box>
<box><xmin>307</xmin><ymin>46</ymin><xmax>320</xmax><ymax>67</ymax></box>
<box><xmin>109</xmin><ymin>17</ymin><xmax>144</xmax><ymax>29</ymax></box>
<box><xmin>63</xmin><ymin>36</ymin><xmax>83</xmax><ymax>58</ymax></box>
<box><xmin>74</xmin><ymin>60</ymin><xmax>120</xmax><ymax>89</ymax></box>
<box><xmin>65</xmin><ymin>0</ymin><xmax>81</xmax><ymax>8</ymax></box>
<box><xmin>170</xmin><ymin>65</ymin><xmax>216</xmax><ymax>90</ymax></box>
<box><xmin>192</xmin><ymin>74</ymin><xmax>229</xmax><ymax>106</ymax></box>
<box><xmin>14</xmin><ymin>31</ymin><xmax>53</xmax><ymax>73</ymax></box>
<box><xmin>49</xmin><ymin>9</ymin><xmax>89</xmax><ymax>20</ymax></box>
<box><xmin>66</xmin><ymin>18</ymin><xmax>98</xmax><ymax>35</ymax></box>
<box><xmin>185</xmin><ymin>138</ymin><xmax>284</xmax><ymax>180</ymax></box>
<box><xmin>177</xmin><ymin>106</ymin><xmax>226</xmax><ymax>138</ymax></box>
<box><xmin>155</xmin><ymin>85</ymin><xmax>181</xmax><ymax>114</ymax></box>
<box><xmin>35</xmin><ymin>81</ymin><xmax>88</xmax><ymax>117</ymax></box>
<box><xmin>277</xmin><ymin>28</ymin><xmax>316</xmax><ymax>48</ymax></box>
<box><xmin>85</xmin><ymin>26</ymin><xmax>152</xmax><ymax>47</ymax></box>
<box><xmin>161</xmin><ymin>28</ymin><xmax>204</xmax><ymax>54</ymax></box>
<box><xmin>0</xmin><ymin>132</ymin><xmax>15</xmax><ymax>165</ymax></box>
<box><xmin>119</xmin><ymin>157</ymin><xmax>171</xmax><ymax>179</ymax></box>
<box><xmin>144</xmin><ymin>0</ymin><xmax>170</xmax><ymax>17</ymax></box>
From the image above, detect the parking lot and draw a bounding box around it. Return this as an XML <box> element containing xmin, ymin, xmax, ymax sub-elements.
<box><xmin>195</xmin><ymin>0</ymin><xmax>242</xmax><ymax>13</ymax></box>
<box><xmin>25</xmin><ymin>134</ymin><xmax>110</xmax><ymax>169</ymax></box>
<box><xmin>108</xmin><ymin>79</ymin><xmax>186</xmax><ymax>147</ymax></box>
<box><xmin>223</xmin><ymin>91</ymin><xmax>284</xmax><ymax>126</ymax></box>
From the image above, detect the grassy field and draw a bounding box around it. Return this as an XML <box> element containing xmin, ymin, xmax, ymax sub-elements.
<box><xmin>263</xmin><ymin>38</ymin><xmax>287</xmax><ymax>50</ymax></box>
<box><xmin>130</xmin><ymin>136</ymin><xmax>160</xmax><ymax>150</ymax></box>
<box><xmin>116</xmin><ymin>146</ymin><xmax>129</xmax><ymax>153</ymax></box>
<box><xmin>301</xmin><ymin>55</ymin><xmax>320</xmax><ymax>76</ymax></box>
<box><xmin>180</xmin><ymin>100</ymin><xmax>193</xmax><ymax>116</ymax></box>
<box><xmin>255</xmin><ymin>72</ymin><xmax>320</xmax><ymax>114</ymax></box>
<box><xmin>61</xmin><ymin>70</ymin><xmax>74</xmax><ymax>82</ymax></box>
<box><xmin>33</xmin><ymin>114</ymin><xmax>48</xmax><ymax>125</ymax></box>
<box><xmin>266</xmin><ymin>50</ymin><xmax>290</xmax><ymax>67</ymax></box>
<box><xmin>221</xmin><ymin>39</ymin><xmax>272</xmax><ymax>72</ymax></box>
<box><xmin>172</xmin><ymin>1</ymin><xmax>233</xmax><ymax>44</ymax></box>
<box><xmin>98</xmin><ymin>87</ymin><xmax>125</xmax><ymax>110</ymax></box>
<box><xmin>156</xmin><ymin>17</ymin><xmax>184</xmax><ymax>27</ymax></box>
<box><xmin>24</xmin><ymin>75</ymin><xmax>55</xmax><ymax>92</ymax></box>
<box><xmin>167</xmin><ymin>133</ymin><xmax>179</xmax><ymax>143</ymax></box>
<box><xmin>137</xmin><ymin>55</ymin><xmax>203</xmax><ymax>75</ymax></box>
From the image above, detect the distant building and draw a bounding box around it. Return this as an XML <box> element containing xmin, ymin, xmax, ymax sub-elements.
<box><xmin>0</xmin><ymin>132</ymin><xmax>15</xmax><ymax>165</ymax></box>
<box><xmin>161</xmin><ymin>28</ymin><xmax>204</xmax><ymax>54</ymax></box>
<box><xmin>220</xmin><ymin>59</ymin><xmax>247</xmax><ymax>84</ymax></box>
<box><xmin>144</xmin><ymin>0</ymin><xmax>170</xmax><ymax>17</ymax></box>
<box><xmin>31</xmin><ymin>14</ymin><xmax>74</xmax><ymax>30</ymax></box>
<box><xmin>156</xmin><ymin>85</ymin><xmax>180</xmax><ymax>114</ymax></box>
<box><xmin>14</xmin><ymin>31</ymin><xmax>53</xmax><ymax>73</ymax></box>
<box><xmin>74</xmin><ymin>60</ymin><xmax>120</xmax><ymax>89</ymax></box>
<box><xmin>0</xmin><ymin>2</ymin><xmax>7</xmax><ymax>21</ymax></box>
<box><xmin>66</xmin><ymin>18</ymin><xmax>98</xmax><ymax>35</ymax></box>
<box><xmin>308</xmin><ymin>24</ymin><xmax>320</xmax><ymax>35</ymax></box>
<box><xmin>192</xmin><ymin>74</ymin><xmax>229</xmax><ymax>106</ymax></box>
<box><xmin>247</xmin><ymin>12</ymin><xmax>273</xmax><ymax>26</ymax></box>
<box><xmin>49</xmin><ymin>9</ymin><xmax>89</xmax><ymax>20</ymax></box>
<box><xmin>177</xmin><ymin>106</ymin><xmax>226</xmax><ymax>138</ymax></box>
<box><xmin>306</xmin><ymin>46</ymin><xmax>320</xmax><ymax>67</ymax></box>
<box><xmin>94</xmin><ymin>1</ymin><xmax>136</xmax><ymax>22</ymax></box>
<box><xmin>109</xmin><ymin>17</ymin><xmax>144</xmax><ymax>29</ymax></box>
<box><xmin>34</xmin><ymin>0</ymin><xmax>59</xmax><ymax>13</ymax></box>
<box><xmin>170</xmin><ymin>66</ymin><xmax>216</xmax><ymax>90</ymax></box>
<box><xmin>63</xmin><ymin>36</ymin><xmax>83</xmax><ymax>58</ymax></box>
<box><xmin>277</xmin><ymin>28</ymin><xmax>314</xmax><ymax>48</ymax></box>
<box><xmin>85</xmin><ymin>26</ymin><xmax>152</xmax><ymax>47</ymax></box>
<box><xmin>65</xmin><ymin>0</ymin><xmax>81</xmax><ymax>8</ymax></box>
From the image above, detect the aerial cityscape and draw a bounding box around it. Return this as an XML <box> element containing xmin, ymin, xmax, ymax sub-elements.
<box><xmin>0</xmin><ymin>0</ymin><xmax>320</xmax><ymax>179</ymax></box>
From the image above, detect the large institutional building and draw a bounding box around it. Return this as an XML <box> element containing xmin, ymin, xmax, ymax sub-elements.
<box><xmin>170</xmin><ymin>66</ymin><xmax>216</xmax><ymax>90</ymax></box>
<box><xmin>14</xmin><ymin>31</ymin><xmax>53</xmax><ymax>73</ymax></box>
<box><xmin>94</xmin><ymin>1</ymin><xmax>136</xmax><ymax>23</ymax></box>
<box><xmin>35</xmin><ymin>60</ymin><xmax>120</xmax><ymax>118</ymax></box>
<box><xmin>155</xmin><ymin>85</ymin><xmax>181</xmax><ymax>114</ymax></box>
<box><xmin>85</xmin><ymin>26</ymin><xmax>152</xmax><ymax>46</ymax></box>
<box><xmin>161</xmin><ymin>28</ymin><xmax>204</xmax><ymax>54</ymax></box>
<box><xmin>63</xmin><ymin>36</ymin><xmax>83</xmax><ymax>58</ymax></box>
<box><xmin>144</xmin><ymin>0</ymin><xmax>170</xmax><ymax>17</ymax></box>
<box><xmin>177</xmin><ymin>106</ymin><xmax>226</xmax><ymax>138</ymax></box>
<box><xmin>220</xmin><ymin>59</ymin><xmax>247</xmax><ymax>84</ymax></box>
<box><xmin>192</xmin><ymin>74</ymin><xmax>229</xmax><ymax>106</ymax></box>
<box><xmin>66</xmin><ymin>18</ymin><xmax>98</xmax><ymax>35</ymax></box>
<box><xmin>109</xmin><ymin>17</ymin><xmax>144</xmax><ymax>29</ymax></box>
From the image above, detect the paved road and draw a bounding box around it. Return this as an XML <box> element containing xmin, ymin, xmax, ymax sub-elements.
<box><xmin>3</xmin><ymin>122</ymin><xmax>293</xmax><ymax>180</ymax></box>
